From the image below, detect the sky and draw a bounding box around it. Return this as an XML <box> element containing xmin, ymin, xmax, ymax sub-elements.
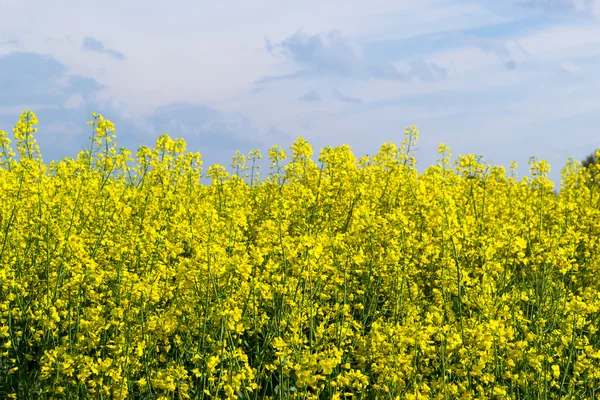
<box><xmin>1</xmin><ymin>0</ymin><xmax>600</xmax><ymax>188</ymax></box>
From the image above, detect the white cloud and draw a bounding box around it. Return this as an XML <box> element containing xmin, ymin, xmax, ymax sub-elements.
<box><xmin>514</xmin><ymin>0</ymin><xmax>600</xmax><ymax>19</ymax></box>
<box><xmin>64</xmin><ymin>94</ymin><xmax>85</xmax><ymax>109</ymax></box>
<box><xmin>559</xmin><ymin>61</ymin><xmax>582</xmax><ymax>73</ymax></box>
<box><xmin>517</xmin><ymin>23</ymin><xmax>600</xmax><ymax>59</ymax></box>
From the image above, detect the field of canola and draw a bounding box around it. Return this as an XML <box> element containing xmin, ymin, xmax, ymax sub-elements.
<box><xmin>1</xmin><ymin>110</ymin><xmax>600</xmax><ymax>399</ymax></box>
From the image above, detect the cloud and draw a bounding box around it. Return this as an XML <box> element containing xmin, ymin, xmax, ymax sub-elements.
<box><xmin>145</xmin><ymin>103</ymin><xmax>262</xmax><ymax>150</ymax></box>
<box><xmin>332</xmin><ymin>88</ymin><xmax>362</xmax><ymax>103</ymax></box>
<box><xmin>265</xmin><ymin>125</ymin><xmax>291</xmax><ymax>144</ymax></box>
<box><xmin>559</xmin><ymin>61</ymin><xmax>582</xmax><ymax>74</ymax></box>
<box><xmin>362</xmin><ymin>23</ymin><xmax>531</xmax><ymax>77</ymax></box>
<box><xmin>259</xmin><ymin>29</ymin><xmax>409</xmax><ymax>83</ymax></box>
<box><xmin>513</xmin><ymin>0</ymin><xmax>600</xmax><ymax>18</ymax></box>
<box><xmin>406</xmin><ymin>58</ymin><xmax>450</xmax><ymax>81</ymax></box>
<box><xmin>256</xmin><ymin>68</ymin><xmax>325</xmax><ymax>84</ymax></box>
<box><xmin>461</xmin><ymin>34</ymin><xmax>529</xmax><ymax>71</ymax></box>
<box><xmin>0</xmin><ymin>51</ymin><xmax>108</xmax><ymax>113</ymax></box>
<box><xmin>267</xmin><ymin>29</ymin><xmax>364</xmax><ymax>71</ymax></box>
<box><xmin>0</xmin><ymin>51</ymin><xmax>265</xmax><ymax>172</ymax></box>
<box><xmin>64</xmin><ymin>94</ymin><xmax>86</xmax><ymax>109</ymax></box>
<box><xmin>0</xmin><ymin>52</ymin><xmax>109</xmax><ymax>114</ymax></box>
<box><xmin>260</xmin><ymin>24</ymin><xmax>529</xmax><ymax>87</ymax></box>
<box><xmin>63</xmin><ymin>75</ymin><xmax>106</xmax><ymax>100</ymax></box>
<box><xmin>0</xmin><ymin>34</ymin><xmax>19</xmax><ymax>46</ymax></box>
<box><xmin>0</xmin><ymin>51</ymin><xmax>141</xmax><ymax>166</ymax></box>
<box><xmin>0</xmin><ymin>52</ymin><xmax>68</xmax><ymax>107</ymax></box>
<box><xmin>298</xmin><ymin>89</ymin><xmax>321</xmax><ymax>102</ymax></box>
<box><xmin>258</xmin><ymin>29</ymin><xmax>467</xmax><ymax>86</ymax></box>
<box><xmin>82</xmin><ymin>36</ymin><xmax>126</xmax><ymax>60</ymax></box>
<box><xmin>139</xmin><ymin>103</ymin><xmax>295</xmax><ymax>180</ymax></box>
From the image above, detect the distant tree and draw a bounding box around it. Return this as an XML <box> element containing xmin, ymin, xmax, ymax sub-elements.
<box><xmin>582</xmin><ymin>150</ymin><xmax>598</xmax><ymax>169</ymax></box>
<box><xmin>581</xmin><ymin>149</ymin><xmax>600</xmax><ymax>187</ymax></box>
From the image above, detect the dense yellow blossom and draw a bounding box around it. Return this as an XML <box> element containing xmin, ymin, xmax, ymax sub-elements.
<box><xmin>1</xmin><ymin>111</ymin><xmax>600</xmax><ymax>399</ymax></box>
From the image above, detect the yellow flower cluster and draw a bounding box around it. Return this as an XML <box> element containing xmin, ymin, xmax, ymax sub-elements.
<box><xmin>1</xmin><ymin>111</ymin><xmax>600</xmax><ymax>399</ymax></box>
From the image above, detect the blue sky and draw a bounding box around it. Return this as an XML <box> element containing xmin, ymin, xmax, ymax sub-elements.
<box><xmin>1</xmin><ymin>0</ymin><xmax>600</xmax><ymax>187</ymax></box>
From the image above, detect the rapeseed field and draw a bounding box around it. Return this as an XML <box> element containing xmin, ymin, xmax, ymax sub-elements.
<box><xmin>1</xmin><ymin>110</ymin><xmax>600</xmax><ymax>399</ymax></box>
